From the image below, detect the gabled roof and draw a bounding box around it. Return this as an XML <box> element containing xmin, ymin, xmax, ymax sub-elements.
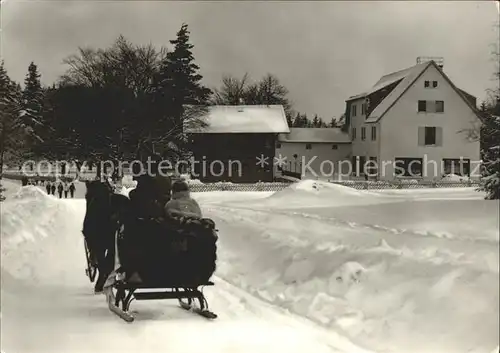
<box><xmin>278</xmin><ymin>128</ymin><xmax>350</xmax><ymax>143</ymax></box>
<box><xmin>187</xmin><ymin>105</ymin><xmax>290</xmax><ymax>134</ymax></box>
<box><xmin>358</xmin><ymin>60</ymin><xmax>480</xmax><ymax>123</ymax></box>
<box><xmin>365</xmin><ymin>61</ymin><xmax>430</xmax><ymax>123</ymax></box>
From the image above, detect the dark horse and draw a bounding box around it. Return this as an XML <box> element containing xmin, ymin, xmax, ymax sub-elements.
<box><xmin>83</xmin><ymin>180</ymin><xmax>130</xmax><ymax>293</ymax></box>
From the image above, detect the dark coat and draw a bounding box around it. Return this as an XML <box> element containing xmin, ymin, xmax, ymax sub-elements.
<box><xmin>129</xmin><ymin>175</ymin><xmax>172</xmax><ymax>219</ymax></box>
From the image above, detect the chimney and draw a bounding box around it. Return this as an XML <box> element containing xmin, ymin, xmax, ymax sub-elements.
<box><xmin>416</xmin><ymin>56</ymin><xmax>444</xmax><ymax>69</ymax></box>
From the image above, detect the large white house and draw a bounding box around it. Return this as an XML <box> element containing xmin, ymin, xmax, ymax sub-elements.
<box><xmin>345</xmin><ymin>58</ymin><xmax>481</xmax><ymax>181</ymax></box>
<box><xmin>275</xmin><ymin>128</ymin><xmax>351</xmax><ymax>179</ymax></box>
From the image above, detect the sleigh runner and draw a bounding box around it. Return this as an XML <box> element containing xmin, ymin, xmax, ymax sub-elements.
<box><xmin>102</xmin><ymin>215</ymin><xmax>219</xmax><ymax>322</ymax></box>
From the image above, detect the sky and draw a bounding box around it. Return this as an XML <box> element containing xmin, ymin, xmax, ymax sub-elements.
<box><xmin>1</xmin><ymin>0</ymin><xmax>499</xmax><ymax>119</ymax></box>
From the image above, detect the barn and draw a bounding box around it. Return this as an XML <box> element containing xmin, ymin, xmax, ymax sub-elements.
<box><xmin>187</xmin><ymin>105</ymin><xmax>290</xmax><ymax>183</ymax></box>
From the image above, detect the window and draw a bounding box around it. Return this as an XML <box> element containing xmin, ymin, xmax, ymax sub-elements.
<box><xmin>361</xmin><ymin>127</ymin><xmax>366</xmax><ymax>141</ymax></box>
<box><xmin>425</xmin><ymin>81</ymin><xmax>438</xmax><ymax>88</ymax></box>
<box><xmin>418</xmin><ymin>126</ymin><xmax>442</xmax><ymax>146</ymax></box>
<box><xmin>418</xmin><ymin>100</ymin><xmax>444</xmax><ymax>113</ymax></box>
<box><xmin>276</xmin><ymin>142</ymin><xmax>281</xmax><ymax>149</ymax></box>
<box><xmin>435</xmin><ymin>100</ymin><xmax>444</xmax><ymax>113</ymax></box>
<box><xmin>361</xmin><ymin>103</ymin><xmax>366</xmax><ymax>115</ymax></box>
<box><xmin>371</xmin><ymin>126</ymin><xmax>376</xmax><ymax>141</ymax></box>
<box><xmin>394</xmin><ymin>157</ymin><xmax>423</xmax><ymax>177</ymax></box>
<box><xmin>352</xmin><ymin>127</ymin><xmax>356</xmax><ymax>141</ymax></box>
<box><xmin>425</xmin><ymin>127</ymin><xmax>436</xmax><ymax>145</ymax></box>
<box><xmin>305</xmin><ymin>143</ymin><xmax>312</xmax><ymax>150</ymax></box>
<box><xmin>332</xmin><ymin>144</ymin><xmax>338</xmax><ymax>150</ymax></box>
<box><xmin>351</xmin><ymin>104</ymin><xmax>357</xmax><ymax>117</ymax></box>
<box><xmin>443</xmin><ymin>158</ymin><xmax>470</xmax><ymax>176</ymax></box>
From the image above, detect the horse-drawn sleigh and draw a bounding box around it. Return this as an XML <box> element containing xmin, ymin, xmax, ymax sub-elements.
<box><xmin>83</xmin><ymin>179</ymin><xmax>218</xmax><ymax>322</ymax></box>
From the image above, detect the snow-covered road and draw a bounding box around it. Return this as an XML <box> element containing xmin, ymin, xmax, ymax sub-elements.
<box><xmin>0</xmin><ymin>184</ymin><xmax>370</xmax><ymax>353</ymax></box>
<box><xmin>1</xmin><ymin>179</ymin><xmax>498</xmax><ymax>353</ymax></box>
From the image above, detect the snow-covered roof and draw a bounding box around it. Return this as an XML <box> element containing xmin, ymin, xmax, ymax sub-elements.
<box><xmin>365</xmin><ymin>62</ymin><xmax>430</xmax><ymax>123</ymax></box>
<box><xmin>347</xmin><ymin>92</ymin><xmax>367</xmax><ymax>101</ymax></box>
<box><xmin>278</xmin><ymin>128</ymin><xmax>350</xmax><ymax>143</ymax></box>
<box><xmin>187</xmin><ymin>105</ymin><xmax>290</xmax><ymax>134</ymax></box>
<box><xmin>346</xmin><ymin>65</ymin><xmax>420</xmax><ymax>103</ymax></box>
<box><xmin>369</xmin><ymin>66</ymin><xmax>416</xmax><ymax>94</ymax></box>
<box><xmin>360</xmin><ymin>61</ymin><xmax>479</xmax><ymax>123</ymax></box>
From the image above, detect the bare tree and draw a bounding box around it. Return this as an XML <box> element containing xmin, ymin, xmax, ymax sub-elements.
<box><xmin>211</xmin><ymin>73</ymin><xmax>251</xmax><ymax>105</ymax></box>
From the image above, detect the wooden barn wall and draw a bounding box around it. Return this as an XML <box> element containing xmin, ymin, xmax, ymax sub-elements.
<box><xmin>189</xmin><ymin>133</ymin><xmax>277</xmax><ymax>183</ymax></box>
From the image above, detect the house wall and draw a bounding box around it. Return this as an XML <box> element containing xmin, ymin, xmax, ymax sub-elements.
<box><xmin>348</xmin><ymin>97</ymin><xmax>381</xmax><ymax>176</ymax></box>
<box><xmin>189</xmin><ymin>133</ymin><xmax>277</xmax><ymax>183</ymax></box>
<box><xmin>276</xmin><ymin>142</ymin><xmax>351</xmax><ymax>179</ymax></box>
<box><xmin>379</xmin><ymin>64</ymin><xmax>481</xmax><ymax>180</ymax></box>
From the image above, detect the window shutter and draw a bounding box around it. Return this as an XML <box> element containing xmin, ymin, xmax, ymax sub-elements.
<box><xmin>427</xmin><ymin>100</ymin><xmax>435</xmax><ymax>113</ymax></box>
<box><xmin>436</xmin><ymin>127</ymin><xmax>443</xmax><ymax>146</ymax></box>
<box><xmin>418</xmin><ymin>127</ymin><xmax>425</xmax><ymax>146</ymax></box>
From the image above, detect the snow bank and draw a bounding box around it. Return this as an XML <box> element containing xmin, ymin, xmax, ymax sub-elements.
<box><xmin>207</xmin><ymin>197</ymin><xmax>500</xmax><ymax>353</ymax></box>
<box><xmin>231</xmin><ymin>180</ymin><xmax>393</xmax><ymax>209</ymax></box>
<box><xmin>0</xmin><ymin>179</ymin><xmax>22</xmax><ymax>200</ymax></box>
<box><xmin>11</xmin><ymin>185</ymin><xmax>49</xmax><ymax>201</ymax></box>
<box><xmin>1</xmin><ymin>189</ymin><xmax>85</xmax><ymax>288</ymax></box>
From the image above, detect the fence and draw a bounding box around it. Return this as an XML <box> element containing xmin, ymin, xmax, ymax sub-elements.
<box><xmin>330</xmin><ymin>179</ymin><xmax>482</xmax><ymax>190</ymax></box>
<box><xmin>2</xmin><ymin>172</ymin><xmax>482</xmax><ymax>192</ymax></box>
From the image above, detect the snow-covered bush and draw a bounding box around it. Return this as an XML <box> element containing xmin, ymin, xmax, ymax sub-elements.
<box><xmin>480</xmin><ymin>114</ymin><xmax>500</xmax><ymax>199</ymax></box>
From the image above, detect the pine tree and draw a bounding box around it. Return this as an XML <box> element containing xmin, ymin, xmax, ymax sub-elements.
<box><xmin>286</xmin><ymin>112</ymin><xmax>293</xmax><ymax>127</ymax></box>
<box><xmin>1</xmin><ymin>61</ymin><xmax>25</xmax><ymax>184</ymax></box>
<box><xmin>312</xmin><ymin>114</ymin><xmax>320</xmax><ymax>127</ymax></box>
<box><xmin>153</xmin><ymin>23</ymin><xmax>211</xmax><ymax>158</ymax></box>
<box><xmin>338</xmin><ymin>113</ymin><xmax>346</xmax><ymax>127</ymax></box>
<box><xmin>22</xmin><ymin>62</ymin><xmax>44</xmax><ymax>155</ymax></box>
<box><xmin>157</xmin><ymin>23</ymin><xmax>211</xmax><ymax>106</ymax></box>
<box><xmin>292</xmin><ymin>112</ymin><xmax>301</xmax><ymax>127</ymax></box>
<box><xmin>479</xmin><ymin>102</ymin><xmax>500</xmax><ymax>199</ymax></box>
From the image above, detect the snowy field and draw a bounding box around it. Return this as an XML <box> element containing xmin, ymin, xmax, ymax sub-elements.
<box><xmin>1</xmin><ymin>179</ymin><xmax>498</xmax><ymax>353</ymax></box>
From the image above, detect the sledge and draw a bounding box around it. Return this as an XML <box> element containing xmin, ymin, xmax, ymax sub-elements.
<box><xmin>105</xmin><ymin>278</ymin><xmax>217</xmax><ymax>322</ymax></box>
<box><xmin>103</xmin><ymin>216</ymin><xmax>219</xmax><ymax>323</ymax></box>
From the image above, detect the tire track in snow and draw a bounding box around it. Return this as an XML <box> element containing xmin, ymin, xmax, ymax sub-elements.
<box><xmin>204</xmin><ymin>204</ymin><xmax>499</xmax><ymax>274</ymax></box>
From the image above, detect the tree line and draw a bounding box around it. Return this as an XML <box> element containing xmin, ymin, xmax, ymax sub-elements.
<box><xmin>1</xmin><ymin>24</ymin><xmax>215</xmax><ymax>193</ymax></box>
<box><xmin>1</xmin><ymin>22</ymin><xmax>498</xmax><ymax>199</ymax></box>
<box><xmin>211</xmin><ymin>72</ymin><xmax>344</xmax><ymax>128</ymax></box>
<box><xmin>0</xmin><ymin>23</ymin><xmax>342</xmax><ymax>179</ymax></box>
